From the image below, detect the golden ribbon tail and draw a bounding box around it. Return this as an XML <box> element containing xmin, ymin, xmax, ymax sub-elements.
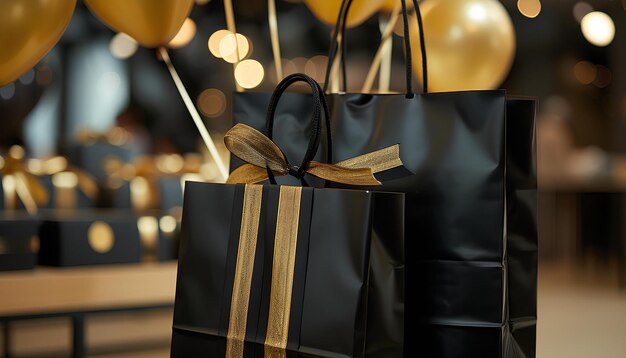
<box><xmin>1</xmin><ymin>151</ymin><xmax>49</xmax><ymax>214</ymax></box>
<box><xmin>70</xmin><ymin>166</ymin><xmax>99</xmax><ymax>201</ymax></box>
<box><xmin>224</xmin><ymin>123</ymin><xmax>404</xmax><ymax>185</ymax></box>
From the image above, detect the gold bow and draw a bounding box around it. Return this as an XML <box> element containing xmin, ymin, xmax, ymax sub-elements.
<box><xmin>1</xmin><ymin>146</ymin><xmax>48</xmax><ymax>214</ymax></box>
<box><xmin>104</xmin><ymin>154</ymin><xmax>212</xmax><ymax>212</ymax></box>
<box><xmin>225</xmin><ymin>124</ymin><xmax>404</xmax><ymax>186</ymax></box>
<box><xmin>27</xmin><ymin>156</ymin><xmax>99</xmax><ymax>204</ymax></box>
<box><xmin>76</xmin><ymin>126</ymin><xmax>131</xmax><ymax>146</ymax></box>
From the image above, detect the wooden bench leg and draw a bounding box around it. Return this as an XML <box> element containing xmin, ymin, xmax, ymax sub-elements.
<box><xmin>72</xmin><ymin>315</ymin><xmax>85</xmax><ymax>358</ymax></box>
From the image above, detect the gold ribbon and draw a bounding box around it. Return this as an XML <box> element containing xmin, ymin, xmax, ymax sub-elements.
<box><xmin>104</xmin><ymin>154</ymin><xmax>208</xmax><ymax>212</ymax></box>
<box><xmin>225</xmin><ymin>185</ymin><xmax>303</xmax><ymax>358</ymax></box>
<box><xmin>226</xmin><ymin>184</ymin><xmax>264</xmax><ymax>358</ymax></box>
<box><xmin>1</xmin><ymin>146</ymin><xmax>48</xmax><ymax>214</ymax></box>
<box><xmin>265</xmin><ymin>186</ymin><xmax>301</xmax><ymax>353</ymax></box>
<box><xmin>75</xmin><ymin>126</ymin><xmax>131</xmax><ymax>146</ymax></box>
<box><xmin>225</xmin><ymin>123</ymin><xmax>404</xmax><ymax>186</ymax></box>
<box><xmin>28</xmin><ymin>156</ymin><xmax>99</xmax><ymax>208</ymax></box>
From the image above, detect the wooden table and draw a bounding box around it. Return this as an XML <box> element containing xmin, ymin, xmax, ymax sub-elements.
<box><xmin>0</xmin><ymin>263</ymin><xmax>177</xmax><ymax>358</ymax></box>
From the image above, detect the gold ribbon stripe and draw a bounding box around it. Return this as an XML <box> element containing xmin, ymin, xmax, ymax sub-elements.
<box><xmin>226</xmin><ymin>184</ymin><xmax>264</xmax><ymax>358</ymax></box>
<box><xmin>265</xmin><ymin>186</ymin><xmax>303</xmax><ymax>353</ymax></box>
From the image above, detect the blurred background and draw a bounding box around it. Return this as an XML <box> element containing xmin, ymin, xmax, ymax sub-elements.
<box><xmin>1</xmin><ymin>0</ymin><xmax>626</xmax><ymax>356</ymax></box>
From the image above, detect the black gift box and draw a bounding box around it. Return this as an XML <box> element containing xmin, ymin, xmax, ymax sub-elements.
<box><xmin>158</xmin><ymin>177</ymin><xmax>184</xmax><ymax>211</ymax></box>
<box><xmin>137</xmin><ymin>214</ymin><xmax>180</xmax><ymax>262</ymax></box>
<box><xmin>68</xmin><ymin>141</ymin><xmax>135</xmax><ymax>183</ymax></box>
<box><xmin>0</xmin><ymin>213</ymin><xmax>40</xmax><ymax>271</ymax></box>
<box><xmin>39</xmin><ymin>175</ymin><xmax>94</xmax><ymax>209</ymax></box>
<box><xmin>102</xmin><ymin>177</ymin><xmax>184</xmax><ymax>212</ymax></box>
<box><xmin>38</xmin><ymin>211</ymin><xmax>141</xmax><ymax>267</ymax></box>
<box><xmin>156</xmin><ymin>215</ymin><xmax>179</xmax><ymax>261</ymax></box>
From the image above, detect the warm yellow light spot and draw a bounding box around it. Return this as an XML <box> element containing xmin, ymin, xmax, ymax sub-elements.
<box><xmin>235</xmin><ymin>59</ymin><xmax>264</xmax><ymax>89</ymax></box>
<box><xmin>52</xmin><ymin>172</ymin><xmax>78</xmax><ymax>189</ymax></box>
<box><xmin>9</xmin><ymin>145</ymin><xmax>24</xmax><ymax>160</ymax></box>
<box><xmin>581</xmin><ymin>11</ymin><xmax>615</xmax><ymax>47</ymax></box>
<box><xmin>156</xmin><ymin>154</ymin><xmax>184</xmax><ymax>174</ymax></box>
<box><xmin>169</xmin><ymin>18</ymin><xmax>197</xmax><ymax>48</ymax></box>
<box><xmin>573</xmin><ymin>60</ymin><xmax>597</xmax><ymax>85</ymax></box>
<box><xmin>110</xmin><ymin>33</ymin><xmax>138</xmax><ymax>59</ymax></box>
<box><xmin>137</xmin><ymin>216</ymin><xmax>159</xmax><ymax>249</ymax></box>
<box><xmin>197</xmin><ymin>88</ymin><xmax>227</xmax><ymax>117</ymax></box>
<box><xmin>208</xmin><ymin>29</ymin><xmax>231</xmax><ymax>58</ymax></box>
<box><xmin>219</xmin><ymin>33</ymin><xmax>249</xmax><ymax>63</ymax></box>
<box><xmin>159</xmin><ymin>215</ymin><xmax>178</xmax><ymax>234</ymax></box>
<box><xmin>517</xmin><ymin>0</ymin><xmax>541</xmax><ymax>18</ymax></box>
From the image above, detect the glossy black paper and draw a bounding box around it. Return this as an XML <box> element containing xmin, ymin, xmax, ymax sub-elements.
<box><xmin>172</xmin><ymin>182</ymin><xmax>405</xmax><ymax>357</ymax></box>
<box><xmin>232</xmin><ymin>91</ymin><xmax>538</xmax><ymax>357</ymax></box>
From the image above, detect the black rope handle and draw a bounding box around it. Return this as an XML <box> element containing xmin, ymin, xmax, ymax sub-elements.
<box><xmin>265</xmin><ymin>73</ymin><xmax>333</xmax><ymax>184</ymax></box>
<box><xmin>324</xmin><ymin>0</ymin><xmax>428</xmax><ymax>96</ymax></box>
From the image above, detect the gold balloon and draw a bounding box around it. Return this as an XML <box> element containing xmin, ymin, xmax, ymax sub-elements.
<box><xmin>0</xmin><ymin>0</ymin><xmax>76</xmax><ymax>86</ymax></box>
<box><xmin>84</xmin><ymin>0</ymin><xmax>194</xmax><ymax>47</ymax></box>
<box><xmin>305</xmin><ymin>0</ymin><xmax>386</xmax><ymax>28</ymax></box>
<box><xmin>410</xmin><ymin>0</ymin><xmax>516</xmax><ymax>92</ymax></box>
<box><xmin>380</xmin><ymin>0</ymin><xmax>413</xmax><ymax>13</ymax></box>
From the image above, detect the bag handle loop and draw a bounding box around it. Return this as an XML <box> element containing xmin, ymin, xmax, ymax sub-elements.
<box><xmin>323</xmin><ymin>0</ymin><xmax>428</xmax><ymax>96</ymax></box>
<box><xmin>264</xmin><ymin>73</ymin><xmax>333</xmax><ymax>184</ymax></box>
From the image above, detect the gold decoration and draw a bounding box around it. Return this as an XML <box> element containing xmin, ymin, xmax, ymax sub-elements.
<box><xmin>0</xmin><ymin>0</ymin><xmax>76</xmax><ymax>86</ymax></box>
<box><xmin>226</xmin><ymin>184</ymin><xmax>263</xmax><ymax>358</ymax></box>
<box><xmin>84</xmin><ymin>0</ymin><xmax>193</xmax><ymax>47</ymax></box>
<box><xmin>88</xmin><ymin>221</ymin><xmax>115</xmax><ymax>254</ymax></box>
<box><xmin>225</xmin><ymin>124</ymin><xmax>404</xmax><ymax>186</ymax></box>
<box><xmin>304</xmin><ymin>0</ymin><xmax>386</xmax><ymax>28</ymax></box>
<box><xmin>265</xmin><ymin>186</ymin><xmax>302</xmax><ymax>352</ymax></box>
<box><xmin>409</xmin><ymin>0</ymin><xmax>516</xmax><ymax>91</ymax></box>
<box><xmin>28</xmin><ymin>155</ymin><xmax>99</xmax><ymax>210</ymax></box>
<box><xmin>1</xmin><ymin>146</ymin><xmax>49</xmax><ymax>214</ymax></box>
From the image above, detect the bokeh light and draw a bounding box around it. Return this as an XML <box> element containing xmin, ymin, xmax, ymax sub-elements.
<box><xmin>305</xmin><ymin>55</ymin><xmax>329</xmax><ymax>82</ymax></box>
<box><xmin>573</xmin><ymin>2</ymin><xmax>593</xmax><ymax>23</ymax></box>
<box><xmin>580</xmin><ymin>11</ymin><xmax>615</xmax><ymax>47</ymax></box>
<box><xmin>0</xmin><ymin>83</ymin><xmax>15</xmax><ymax>100</ymax></box>
<box><xmin>219</xmin><ymin>33</ymin><xmax>250</xmax><ymax>63</ymax></box>
<box><xmin>208</xmin><ymin>29</ymin><xmax>231</xmax><ymax>58</ymax></box>
<box><xmin>159</xmin><ymin>216</ymin><xmax>178</xmax><ymax>234</ymax></box>
<box><xmin>109</xmin><ymin>33</ymin><xmax>138</xmax><ymax>59</ymax></box>
<box><xmin>168</xmin><ymin>18</ymin><xmax>197</xmax><ymax>48</ymax></box>
<box><xmin>517</xmin><ymin>0</ymin><xmax>541</xmax><ymax>18</ymax></box>
<box><xmin>197</xmin><ymin>88</ymin><xmax>227</xmax><ymax>118</ymax></box>
<box><xmin>234</xmin><ymin>59</ymin><xmax>264</xmax><ymax>89</ymax></box>
<box><xmin>593</xmin><ymin>65</ymin><xmax>612</xmax><ymax>88</ymax></box>
<box><xmin>573</xmin><ymin>60</ymin><xmax>597</xmax><ymax>84</ymax></box>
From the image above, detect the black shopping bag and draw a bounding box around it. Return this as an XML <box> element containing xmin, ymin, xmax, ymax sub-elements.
<box><xmin>232</xmin><ymin>1</ymin><xmax>537</xmax><ymax>356</ymax></box>
<box><xmin>172</xmin><ymin>74</ymin><xmax>405</xmax><ymax>357</ymax></box>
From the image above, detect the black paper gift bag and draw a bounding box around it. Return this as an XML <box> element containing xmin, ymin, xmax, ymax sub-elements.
<box><xmin>172</xmin><ymin>182</ymin><xmax>404</xmax><ymax>357</ymax></box>
<box><xmin>232</xmin><ymin>1</ymin><xmax>538</xmax><ymax>357</ymax></box>
<box><xmin>172</xmin><ymin>74</ymin><xmax>406</xmax><ymax>357</ymax></box>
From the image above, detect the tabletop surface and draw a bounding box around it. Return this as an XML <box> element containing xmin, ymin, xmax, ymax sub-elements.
<box><xmin>0</xmin><ymin>262</ymin><xmax>177</xmax><ymax>317</ymax></box>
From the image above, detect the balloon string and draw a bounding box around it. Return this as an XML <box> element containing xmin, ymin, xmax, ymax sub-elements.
<box><xmin>329</xmin><ymin>34</ymin><xmax>343</xmax><ymax>93</ymax></box>
<box><xmin>159</xmin><ymin>47</ymin><xmax>229</xmax><ymax>182</ymax></box>
<box><xmin>224</xmin><ymin>0</ymin><xmax>243</xmax><ymax>91</ymax></box>
<box><xmin>379</xmin><ymin>18</ymin><xmax>393</xmax><ymax>92</ymax></box>
<box><xmin>268</xmin><ymin>0</ymin><xmax>283</xmax><ymax>81</ymax></box>
<box><xmin>362</xmin><ymin>4</ymin><xmax>401</xmax><ymax>93</ymax></box>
